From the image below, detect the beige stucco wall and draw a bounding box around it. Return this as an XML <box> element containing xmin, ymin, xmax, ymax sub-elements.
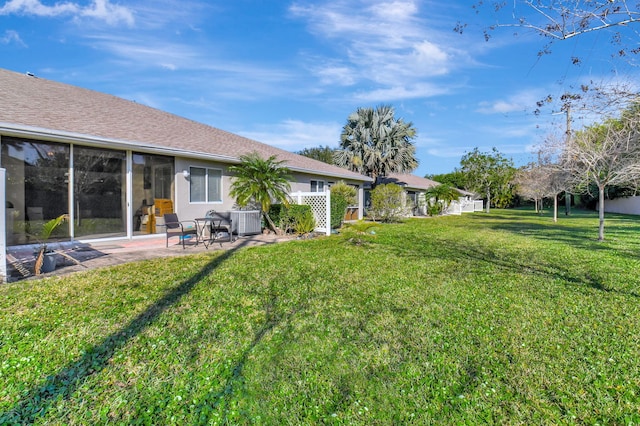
<box><xmin>173</xmin><ymin>157</ymin><xmax>237</xmax><ymax>221</ymax></box>
<box><xmin>173</xmin><ymin>158</ymin><xmax>367</xmax><ymax>221</ymax></box>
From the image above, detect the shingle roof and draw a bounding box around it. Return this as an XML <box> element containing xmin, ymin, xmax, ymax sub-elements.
<box><xmin>379</xmin><ymin>173</ymin><xmax>440</xmax><ymax>190</ymax></box>
<box><xmin>0</xmin><ymin>68</ymin><xmax>370</xmax><ymax>182</ymax></box>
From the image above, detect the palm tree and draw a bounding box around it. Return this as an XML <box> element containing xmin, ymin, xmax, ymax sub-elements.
<box><xmin>424</xmin><ymin>184</ymin><xmax>460</xmax><ymax>215</ymax></box>
<box><xmin>228</xmin><ymin>152</ymin><xmax>291</xmax><ymax>234</ymax></box>
<box><xmin>334</xmin><ymin>105</ymin><xmax>418</xmax><ymax>186</ymax></box>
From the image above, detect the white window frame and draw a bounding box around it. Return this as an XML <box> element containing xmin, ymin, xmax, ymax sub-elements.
<box><xmin>189</xmin><ymin>166</ymin><xmax>223</xmax><ymax>203</ymax></box>
<box><xmin>310</xmin><ymin>180</ymin><xmax>325</xmax><ymax>193</ymax></box>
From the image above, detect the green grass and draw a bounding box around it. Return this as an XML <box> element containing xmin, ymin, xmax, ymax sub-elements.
<box><xmin>1</xmin><ymin>209</ymin><xmax>639</xmax><ymax>424</ymax></box>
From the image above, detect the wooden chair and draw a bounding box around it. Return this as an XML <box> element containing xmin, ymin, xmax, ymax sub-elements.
<box><xmin>164</xmin><ymin>213</ymin><xmax>198</xmax><ymax>248</ymax></box>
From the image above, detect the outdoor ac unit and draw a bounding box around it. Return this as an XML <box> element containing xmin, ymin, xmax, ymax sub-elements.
<box><xmin>230</xmin><ymin>210</ymin><xmax>261</xmax><ymax>236</ymax></box>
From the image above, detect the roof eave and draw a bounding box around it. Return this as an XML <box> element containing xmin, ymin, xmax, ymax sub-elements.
<box><xmin>0</xmin><ymin>123</ymin><xmax>372</xmax><ymax>182</ymax></box>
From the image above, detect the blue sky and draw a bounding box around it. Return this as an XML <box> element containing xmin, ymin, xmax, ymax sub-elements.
<box><xmin>1</xmin><ymin>0</ymin><xmax>638</xmax><ymax>175</ymax></box>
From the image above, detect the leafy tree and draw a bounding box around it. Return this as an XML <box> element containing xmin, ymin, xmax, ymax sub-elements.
<box><xmin>334</xmin><ymin>105</ymin><xmax>418</xmax><ymax>186</ymax></box>
<box><xmin>426</xmin><ymin>171</ymin><xmax>466</xmax><ymax>189</ymax></box>
<box><xmin>459</xmin><ymin>148</ymin><xmax>515</xmax><ymax>213</ymax></box>
<box><xmin>228</xmin><ymin>152</ymin><xmax>291</xmax><ymax>234</ymax></box>
<box><xmin>368</xmin><ymin>183</ymin><xmax>405</xmax><ymax>222</ymax></box>
<box><xmin>296</xmin><ymin>145</ymin><xmax>336</xmax><ymax>165</ymax></box>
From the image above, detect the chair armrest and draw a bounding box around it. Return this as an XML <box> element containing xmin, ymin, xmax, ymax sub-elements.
<box><xmin>178</xmin><ymin>220</ymin><xmax>197</xmax><ymax>231</ymax></box>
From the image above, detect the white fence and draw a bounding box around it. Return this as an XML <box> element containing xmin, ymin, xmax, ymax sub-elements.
<box><xmin>443</xmin><ymin>199</ymin><xmax>483</xmax><ymax>216</ymax></box>
<box><xmin>290</xmin><ymin>191</ymin><xmax>331</xmax><ymax>236</ymax></box>
<box><xmin>599</xmin><ymin>195</ymin><xmax>640</xmax><ymax>215</ymax></box>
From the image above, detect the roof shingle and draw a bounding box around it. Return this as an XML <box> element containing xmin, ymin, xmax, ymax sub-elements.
<box><xmin>0</xmin><ymin>68</ymin><xmax>370</xmax><ymax>181</ymax></box>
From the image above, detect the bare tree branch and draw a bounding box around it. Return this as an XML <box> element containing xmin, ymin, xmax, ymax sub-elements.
<box><xmin>465</xmin><ymin>1</ymin><xmax>640</xmax><ymax>59</ymax></box>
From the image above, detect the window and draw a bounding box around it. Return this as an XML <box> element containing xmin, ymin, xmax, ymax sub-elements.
<box><xmin>310</xmin><ymin>180</ymin><xmax>325</xmax><ymax>192</ymax></box>
<box><xmin>189</xmin><ymin>167</ymin><xmax>222</xmax><ymax>203</ymax></box>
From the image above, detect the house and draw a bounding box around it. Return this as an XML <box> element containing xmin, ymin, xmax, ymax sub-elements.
<box><xmin>368</xmin><ymin>173</ymin><xmax>481</xmax><ymax>216</ymax></box>
<box><xmin>0</xmin><ymin>68</ymin><xmax>371</xmax><ymax>250</ymax></box>
<box><xmin>369</xmin><ymin>173</ymin><xmax>440</xmax><ymax>216</ymax></box>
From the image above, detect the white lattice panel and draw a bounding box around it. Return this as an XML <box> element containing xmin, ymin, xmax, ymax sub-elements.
<box><xmin>302</xmin><ymin>195</ymin><xmax>327</xmax><ymax>229</ymax></box>
<box><xmin>290</xmin><ymin>191</ymin><xmax>331</xmax><ymax>235</ymax></box>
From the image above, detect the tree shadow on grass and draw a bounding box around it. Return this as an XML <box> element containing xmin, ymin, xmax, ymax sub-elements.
<box><xmin>193</xmin><ymin>271</ymin><xmax>313</xmax><ymax>423</ymax></box>
<box><xmin>0</xmin><ymin>239</ymin><xmax>253</xmax><ymax>425</ymax></box>
<box><xmin>453</xmin><ymin>240</ymin><xmax>639</xmax><ymax>298</ymax></box>
<box><xmin>467</xmin><ymin>211</ymin><xmax>640</xmax><ymax>260</ymax></box>
<box><xmin>385</xmin><ymin>232</ymin><xmax>640</xmax><ymax>299</ymax></box>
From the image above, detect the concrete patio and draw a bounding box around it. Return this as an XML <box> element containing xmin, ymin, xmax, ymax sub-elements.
<box><xmin>5</xmin><ymin>232</ymin><xmax>295</xmax><ymax>283</ymax></box>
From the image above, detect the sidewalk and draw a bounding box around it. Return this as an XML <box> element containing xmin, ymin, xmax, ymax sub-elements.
<box><xmin>5</xmin><ymin>232</ymin><xmax>295</xmax><ymax>283</ymax></box>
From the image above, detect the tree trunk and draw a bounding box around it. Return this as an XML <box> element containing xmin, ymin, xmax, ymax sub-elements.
<box><xmin>553</xmin><ymin>193</ymin><xmax>558</xmax><ymax>223</ymax></box>
<box><xmin>263</xmin><ymin>212</ymin><xmax>282</xmax><ymax>235</ymax></box>
<box><xmin>485</xmin><ymin>189</ymin><xmax>491</xmax><ymax>213</ymax></box>
<box><xmin>598</xmin><ymin>185</ymin><xmax>605</xmax><ymax>241</ymax></box>
<box><xmin>564</xmin><ymin>191</ymin><xmax>571</xmax><ymax>216</ymax></box>
<box><xmin>534</xmin><ymin>198</ymin><xmax>538</xmax><ymax>213</ymax></box>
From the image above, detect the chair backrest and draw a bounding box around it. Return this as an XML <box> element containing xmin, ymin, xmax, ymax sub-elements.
<box><xmin>209</xmin><ymin>211</ymin><xmax>231</xmax><ymax>223</ymax></box>
<box><xmin>164</xmin><ymin>213</ymin><xmax>180</xmax><ymax>229</ymax></box>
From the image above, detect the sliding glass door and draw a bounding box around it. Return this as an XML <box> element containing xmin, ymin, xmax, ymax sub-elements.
<box><xmin>131</xmin><ymin>153</ymin><xmax>174</xmax><ymax>235</ymax></box>
<box><xmin>1</xmin><ymin>137</ymin><xmax>70</xmax><ymax>245</ymax></box>
<box><xmin>2</xmin><ymin>137</ymin><xmax>175</xmax><ymax>244</ymax></box>
<box><xmin>73</xmin><ymin>146</ymin><xmax>126</xmax><ymax>238</ymax></box>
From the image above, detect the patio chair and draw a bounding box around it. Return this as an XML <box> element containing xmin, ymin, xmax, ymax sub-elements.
<box><xmin>164</xmin><ymin>213</ymin><xmax>198</xmax><ymax>249</ymax></box>
<box><xmin>205</xmin><ymin>210</ymin><xmax>235</xmax><ymax>244</ymax></box>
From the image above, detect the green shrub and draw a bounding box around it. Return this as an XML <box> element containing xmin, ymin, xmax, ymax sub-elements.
<box><xmin>269</xmin><ymin>204</ymin><xmax>314</xmax><ymax>233</ymax></box>
<box><xmin>426</xmin><ymin>201</ymin><xmax>444</xmax><ymax>216</ymax></box>
<box><xmin>369</xmin><ymin>183</ymin><xmax>404</xmax><ymax>222</ymax></box>
<box><xmin>330</xmin><ymin>193</ymin><xmax>349</xmax><ymax>229</ymax></box>
<box><xmin>268</xmin><ymin>204</ymin><xmax>285</xmax><ymax>227</ymax></box>
<box><xmin>293</xmin><ymin>209</ymin><xmax>316</xmax><ymax>235</ymax></box>
<box><xmin>330</xmin><ymin>181</ymin><xmax>357</xmax><ymax>229</ymax></box>
<box><xmin>330</xmin><ymin>181</ymin><xmax>357</xmax><ymax>206</ymax></box>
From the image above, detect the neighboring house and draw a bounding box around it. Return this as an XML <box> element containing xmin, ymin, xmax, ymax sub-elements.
<box><xmin>368</xmin><ymin>173</ymin><xmax>481</xmax><ymax>216</ymax></box>
<box><xmin>368</xmin><ymin>173</ymin><xmax>440</xmax><ymax>216</ymax></box>
<box><xmin>0</xmin><ymin>68</ymin><xmax>371</xmax><ymax>247</ymax></box>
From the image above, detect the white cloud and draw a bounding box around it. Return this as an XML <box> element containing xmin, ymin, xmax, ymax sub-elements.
<box><xmin>0</xmin><ymin>29</ymin><xmax>26</xmax><ymax>46</ymax></box>
<box><xmin>312</xmin><ymin>62</ymin><xmax>357</xmax><ymax>86</ymax></box>
<box><xmin>426</xmin><ymin>146</ymin><xmax>469</xmax><ymax>158</ymax></box>
<box><xmin>476</xmin><ymin>89</ymin><xmax>546</xmax><ymax>114</ymax></box>
<box><xmin>353</xmin><ymin>82</ymin><xmax>450</xmax><ymax>102</ymax></box>
<box><xmin>238</xmin><ymin>120</ymin><xmax>342</xmax><ymax>150</ymax></box>
<box><xmin>0</xmin><ymin>0</ymin><xmax>134</xmax><ymax>26</ymax></box>
<box><xmin>79</xmin><ymin>0</ymin><xmax>134</xmax><ymax>26</ymax></box>
<box><xmin>289</xmin><ymin>0</ymin><xmax>471</xmax><ymax>95</ymax></box>
<box><xmin>0</xmin><ymin>0</ymin><xmax>78</xmax><ymax>16</ymax></box>
<box><xmin>86</xmin><ymin>35</ymin><xmax>198</xmax><ymax>67</ymax></box>
<box><xmin>159</xmin><ymin>62</ymin><xmax>177</xmax><ymax>71</ymax></box>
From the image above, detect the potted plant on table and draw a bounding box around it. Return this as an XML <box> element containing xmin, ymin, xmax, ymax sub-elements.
<box><xmin>34</xmin><ymin>214</ymin><xmax>67</xmax><ymax>275</ymax></box>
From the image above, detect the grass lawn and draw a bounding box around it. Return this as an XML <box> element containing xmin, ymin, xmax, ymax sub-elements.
<box><xmin>1</xmin><ymin>209</ymin><xmax>639</xmax><ymax>424</ymax></box>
